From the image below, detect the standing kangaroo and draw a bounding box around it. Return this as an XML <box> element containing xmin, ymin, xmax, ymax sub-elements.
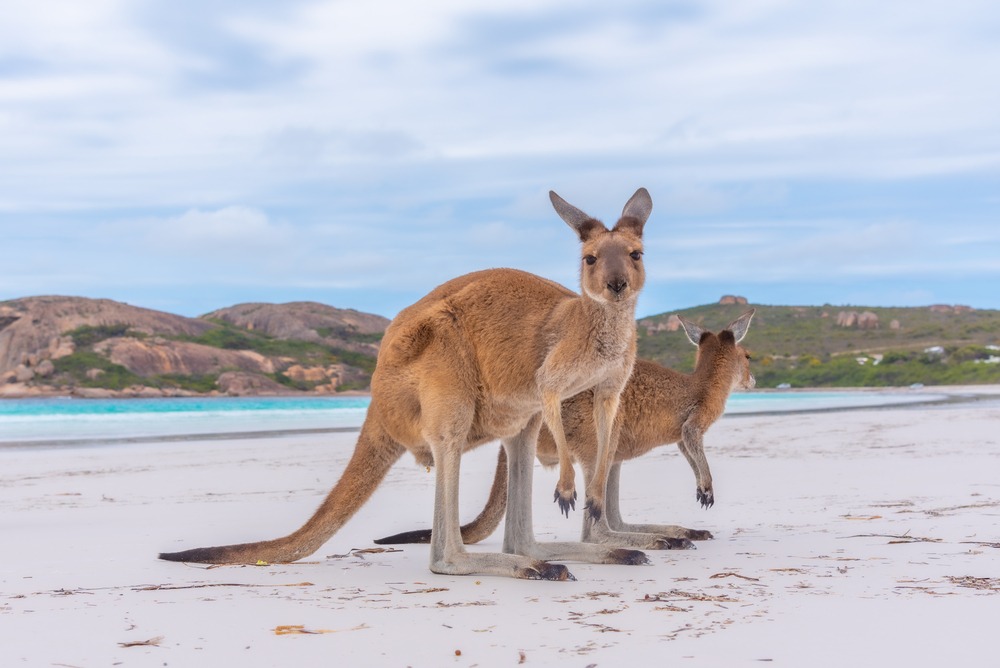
<box><xmin>159</xmin><ymin>188</ymin><xmax>652</xmax><ymax>580</ymax></box>
<box><xmin>374</xmin><ymin>310</ymin><xmax>755</xmax><ymax>551</ymax></box>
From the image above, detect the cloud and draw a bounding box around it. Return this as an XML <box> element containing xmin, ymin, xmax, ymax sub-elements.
<box><xmin>1</xmin><ymin>0</ymin><xmax>999</xmax><ymax>317</ymax></box>
<box><xmin>144</xmin><ymin>206</ymin><xmax>288</xmax><ymax>253</ymax></box>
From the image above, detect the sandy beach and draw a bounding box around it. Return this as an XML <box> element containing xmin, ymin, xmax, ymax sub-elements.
<box><xmin>2</xmin><ymin>386</ymin><xmax>999</xmax><ymax>667</ymax></box>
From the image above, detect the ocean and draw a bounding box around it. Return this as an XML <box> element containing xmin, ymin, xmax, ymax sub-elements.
<box><xmin>0</xmin><ymin>390</ymin><xmax>944</xmax><ymax>446</ymax></box>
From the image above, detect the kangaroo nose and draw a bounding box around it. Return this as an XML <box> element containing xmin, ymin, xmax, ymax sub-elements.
<box><xmin>608</xmin><ymin>279</ymin><xmax>627</xmax><ymax>294</ymax></box>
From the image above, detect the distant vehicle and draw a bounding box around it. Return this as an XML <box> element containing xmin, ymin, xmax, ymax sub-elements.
<box><xmin>909</xmin><ymin>383</ymin><xmax>925</xmax><ymax>389</ymax></box>
<box><xmin>776</xmin><ymin>383</ymin><xmax>792</xmax><ymax>389</ymax></box>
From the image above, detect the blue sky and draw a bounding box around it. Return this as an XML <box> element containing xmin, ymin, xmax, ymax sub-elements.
<box><xmin>2</xmin><ymin>0</ymin><xmax>998</xmax><ymax>319</ymax></box>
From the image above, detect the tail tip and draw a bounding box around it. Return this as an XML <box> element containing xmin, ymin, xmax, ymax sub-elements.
<box><xmin>373</xmin><ymin>529</ymin><xmax>432</xmax><ymax>545</ymax></box>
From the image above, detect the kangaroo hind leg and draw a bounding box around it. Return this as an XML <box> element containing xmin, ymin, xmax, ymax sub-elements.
<box><xmin>422</xmin><ymin>401</ymin><xmax>565</xmax><ymax>580</ymax></box>
<box><xmin>502</xmin><ymin>417</ymin><xmax>648</xmax><ymax>567</ymax></box>
<box><xmin>585</xmin><ymin>462</ymin><xmax>705</xmax><ymax>548</ymax></box>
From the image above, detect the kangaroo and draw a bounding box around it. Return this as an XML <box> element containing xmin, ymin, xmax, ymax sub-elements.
<box><xmin>374</xmin><ymin>310</ymin><xmax>755</xmax><ymax>551</ymax></box>
<box><xmin>159</xmin><ymin>188</ymin><xmax>652</xmax><ymax>581</ymax></box>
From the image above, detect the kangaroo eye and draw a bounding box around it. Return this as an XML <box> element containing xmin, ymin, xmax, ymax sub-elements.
<box><xmin>745</xmin><ymin>353</ymin><xmax>752</xmax><ymax>361</ymax></box>
<box><xmin>584</xmin><ymin>255</ymin><xmax>597</xmax><ymax>265</ymax></box>
<box><xmin>629</xmin><ymin>250</ymin><xmax>643</xmax><ymax>261</ymax></box>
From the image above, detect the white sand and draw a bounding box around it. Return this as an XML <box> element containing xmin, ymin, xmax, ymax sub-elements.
<box><xmin>2</xmin><ymin>387</ymin><xmax>999</xmax><ymax>666</ymax></box>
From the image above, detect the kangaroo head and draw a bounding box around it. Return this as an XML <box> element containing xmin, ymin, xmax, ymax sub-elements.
<box><xmin>549</xmin><ymin>188</ymin><xmax>651</xmax><ymax>304</ymax></box>
<box><xmin>679</xmin><ymin>309</ymin><xmax>756</xmax><ymax>390</ymax></box>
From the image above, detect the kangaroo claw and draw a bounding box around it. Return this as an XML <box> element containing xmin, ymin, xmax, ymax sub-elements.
<box><xmin>583</xmin><ymin>497</ymin><xmax>603</xmax><ymax>521</ymax></box>
<box><xmin>554</xmin><ymin>488</ymin><xmax>577</xmax><ymax>517</ymax></box>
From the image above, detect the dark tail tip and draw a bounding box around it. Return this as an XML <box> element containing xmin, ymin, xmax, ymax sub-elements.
<box><xmin>158</xmin><ymin>547</ymin><xmax>220</xmax><ymax>563</ymax></box>
<box><xmin>373</xmin><ymin>528</ymin><xmax>433</xmax><ymax>545</ymax></box>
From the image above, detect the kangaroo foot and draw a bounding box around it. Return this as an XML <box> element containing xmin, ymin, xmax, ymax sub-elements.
<box><xmin>606</xmin><ymin>548</ymin><xmax>651</xmax><ymax>565</ymax></box>
<box><xmin>553</xmin><ymin>488</ymin><xmax>577</xmax><ymax>517</ymax></box>
<box><xmin>686</xmin><ymin>528</ymin><xmax>714</xmax><ymax>541</ymax></box>
<box><xmin>651</xmin><ymin>536</ymin><xmax>695</xmax><ymax>550</ymax></box>
<box><xmin>519</xmin><ymin>562</ymin><xmax>576</xmax><ymax>581</ymax></box>
<box><xmin>697</xmin><ymin>487</ymin><xmax>714</xmax><ymax>509</ymax></box>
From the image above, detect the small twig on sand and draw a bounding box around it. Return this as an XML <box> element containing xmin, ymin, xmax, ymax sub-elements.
<box><xmin>400</xmin><ymin>587</ymin><xmax>449</xmax><ymax>595</ymax></box>
<box><xmin>840</xmin><ymin>531</ymin><xmax>942</xmax><ymax>544</ymax></box>
<box><xmin>274</xmin><ymin>623</ymin><xmax>369</xmax><ymax>635</ymax></box>
<box><xmin>326</xmin><ymin>547</ymin><xmax>403</xmax><ymax>559</ymax></box>
<box><xmin>710</xmin><ymin>572</ymin><xmax>760</xmax><ymax>581</ymax></box>
<box><xmin>118</xmin><ymin>636</ymin><xmax>164</xmax><ymax>648</ymax></box>
<box><xmin>134</xmin><ymin>582</ymin><xmax>314</xmax><ymax>591</ymax></box>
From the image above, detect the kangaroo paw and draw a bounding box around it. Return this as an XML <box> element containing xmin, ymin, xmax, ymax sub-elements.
<box><xmin>696</xmin><ymin>488</ymin><xmax>715</xmax><ymax>509</ymax></box>
<box><xmin>652</xmin><ymin>537</ymin><xmax>696</xmax><ymax>550</ymax></box>
<box><xmin>686</xmin><ymin>528</ymin><xmax>714</xmax><ymax>541</ymax></box>
<box><xmin>583</xmin><ymin>496</ymin><xmax>603</xmax><ymax>521</ymax></box>
<box><xmin>520</xmin><ymin>561</ymin><xmax>576</xmax><ymax>581</ymax></box>
<box><xmin>606</xmin><ymin>548</ymin><xmax>650</xmax><ymax>565</ymax></box>
<box><xmin>553</xmin><ymin>488</ymin><xmax>577</xmax><ymax>517</ymax></box>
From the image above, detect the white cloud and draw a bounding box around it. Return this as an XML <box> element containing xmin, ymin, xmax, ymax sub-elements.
<box><xmin>1</xmin><ymin>0</ymin><xmax>999</xmax><ymax>315</ymax></box>
<box><xmin>143</xmin><ymin>206</ymin><xmax>287</xmax><ymax>252</ymax></box>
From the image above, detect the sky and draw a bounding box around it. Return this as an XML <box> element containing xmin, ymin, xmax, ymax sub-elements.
<box><xmin>1</xmin><ymin>0</ymin><xmax>998</xmax><ymax>320</ymax></box>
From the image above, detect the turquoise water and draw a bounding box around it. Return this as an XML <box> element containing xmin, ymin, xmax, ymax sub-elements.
<box><xmin>724</xmin><ymin>390</ymin><xmax>942</xmax><ymax>415</ymax></box>
<box><xmin>0</xmin><ymin>396</ymin><xmax>371</xmax><ymax>443</ymax></box>
<box><xmin>0</xmin><ymin>391</ymin><xmax>942</xmax><ymax>444</ymax></box>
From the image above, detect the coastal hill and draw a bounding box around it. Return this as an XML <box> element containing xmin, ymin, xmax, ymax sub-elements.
<box><xmin>639</xmin><ymin>296</ymin><xmax>1000</xmax><ymax>387</ymax></box>
<box><xmin>0</xmin><ymin>296</ymin><xmax>388</xmax><ymax>398</ymax></box>
<box><xmin>2</xmin><ymin>294</ymin><xmax>998</xmax><ymax>397</ymax></box>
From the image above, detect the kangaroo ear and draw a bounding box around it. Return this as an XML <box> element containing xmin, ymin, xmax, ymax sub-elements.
<box><xmin>678</xmin><ymin>316</ymin><xmax>704</xmax><ymax>346</ymax></box>
<box><xmin>726</xmin><ymin>309</ymin><xmax>755</xmax><ymax>343</ymax></box>
<box><xmin>613</xmin><ymin>187</ymin><xmax>652</xmax><ymax>237</ymax></box>
<box><xmin>550</xmin><ymin>191</ymin><xmax>606</xmax><ymax>241</ymax></box>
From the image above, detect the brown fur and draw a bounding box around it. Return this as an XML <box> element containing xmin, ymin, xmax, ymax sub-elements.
<box><xmin>159</xmin><ymin>189</ymin><xmax>653</xmax><ymax>580</ymax></box>
<box><xmin>375</xmin><ymin>310</ymin><xmax>755</xmax><ymax>550</ymax></box>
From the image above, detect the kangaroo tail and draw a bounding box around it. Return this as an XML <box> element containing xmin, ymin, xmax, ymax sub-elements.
<box><xmin>374</xmin><ymin>445</ymin><xmax>508</xmax><ymax>545</ymax></box>
<box><xmin>160</xmin><ymin>423</ymin><xmax>405</xmax><ymax>564</ymax></box>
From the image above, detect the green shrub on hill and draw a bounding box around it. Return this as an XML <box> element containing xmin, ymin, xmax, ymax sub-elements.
<box><xmin>52</xmin><ymin>350</ymin><xmax>143</xmax><ymax>390</ymax></box>
<box><xmin>638</xmin><ymin>302</ymin><xmax>1000</xmax><ymax>388</ymax></box>
<box><xmin>66</xmin><ymin>324</ymin><xmax>135</xmax><ymax>348</ymax></box>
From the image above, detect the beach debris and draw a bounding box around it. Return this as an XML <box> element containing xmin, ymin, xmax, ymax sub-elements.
<box><xmin>326</xmin><ymin>547</ymin><xmax>403</xmax><ymax>559</ymax></box>
<box><xmin>960</xmin><ymin>541</ymin><xmax>1000</xmax><ymax>549</ymax></box>
<box><xmin>434</xmin><ymin>600</ymin><xmax>494</xmax><ymax>608</ymax></box>
<box><xmin>945</xmin><ymin>576</ymin><xmax>1000</xmax><ymax>592</ymax></box>
<box><xmin>400</xmin><ymin>587</ymin><xmax>449</xmax><ymax>595</ymax></box>
<box><xmin>710</xmin><ymin>572</ymin><xmax>760</xmax><ymax>581</ymax></box>
<box><xmin>870</xmin><ymin>500</ymin><xmax>914</xmax><ymax>509</ymax></box>
<box><xmin>921</xmin><ymin>501</ymin><xmax>1000</xmax><ymax>517</ymax></box>
<box><xmin>274</xmin><ymin>623</ymin><xmax>369</xmax><ymax>635</ymax></box>
<box><xmin>640</xmin><ymin>590</ymin><xmax>739</xmax><ymax>604</ymax></box>
<box><xmin>841</xmin><ymin>531</ymin><xmax>942</xmax><ymax>544</ymax></box>
<box><xmin>584</xmin><ymin>590</ymin><xmax>621</xmax><ymax>598</ymax></box>
<box><xmin>118</xmin><ymin>636</ymin><xmax>164</xmax><ymax>648</ymax></box>
<box><xmin>134</xmin><ymin>581</ymin><xmax>314</xmax><ymax>591</ymax></box>
<box><xmin>255</xmin><ymin>560</ymin><xmax>269</xmax><ymax>566</ymax></box>
<box><xmin>518</xmin><ymin>650</ymin><xmax>527</xmax><ymax>664</ymax></box>
<box><xmin>841</xmin><ymin>514</ymin><xmax>882</xmax><ymax>520</ymax></box>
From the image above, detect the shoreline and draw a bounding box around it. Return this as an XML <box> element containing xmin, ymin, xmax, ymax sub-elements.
<box><xmin>1</xmin><ymin>382</ymin><xmax>998</xmax><ymax>402</ymax></box>
<box><xmin>2</xmin><ymin>384</ymin><xmax>997</xmax><ymax>451</ymax></box>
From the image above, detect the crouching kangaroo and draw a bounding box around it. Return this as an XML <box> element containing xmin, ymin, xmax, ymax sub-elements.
<box><xmin>159</xmin><ymin>188</ymin><xmax>653</xmax><ymax>581</ymax></box>
<box><xmin>375</xmin><ymin>310</ymin><xmax>755</xmax><ymax>551</ymax></box>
